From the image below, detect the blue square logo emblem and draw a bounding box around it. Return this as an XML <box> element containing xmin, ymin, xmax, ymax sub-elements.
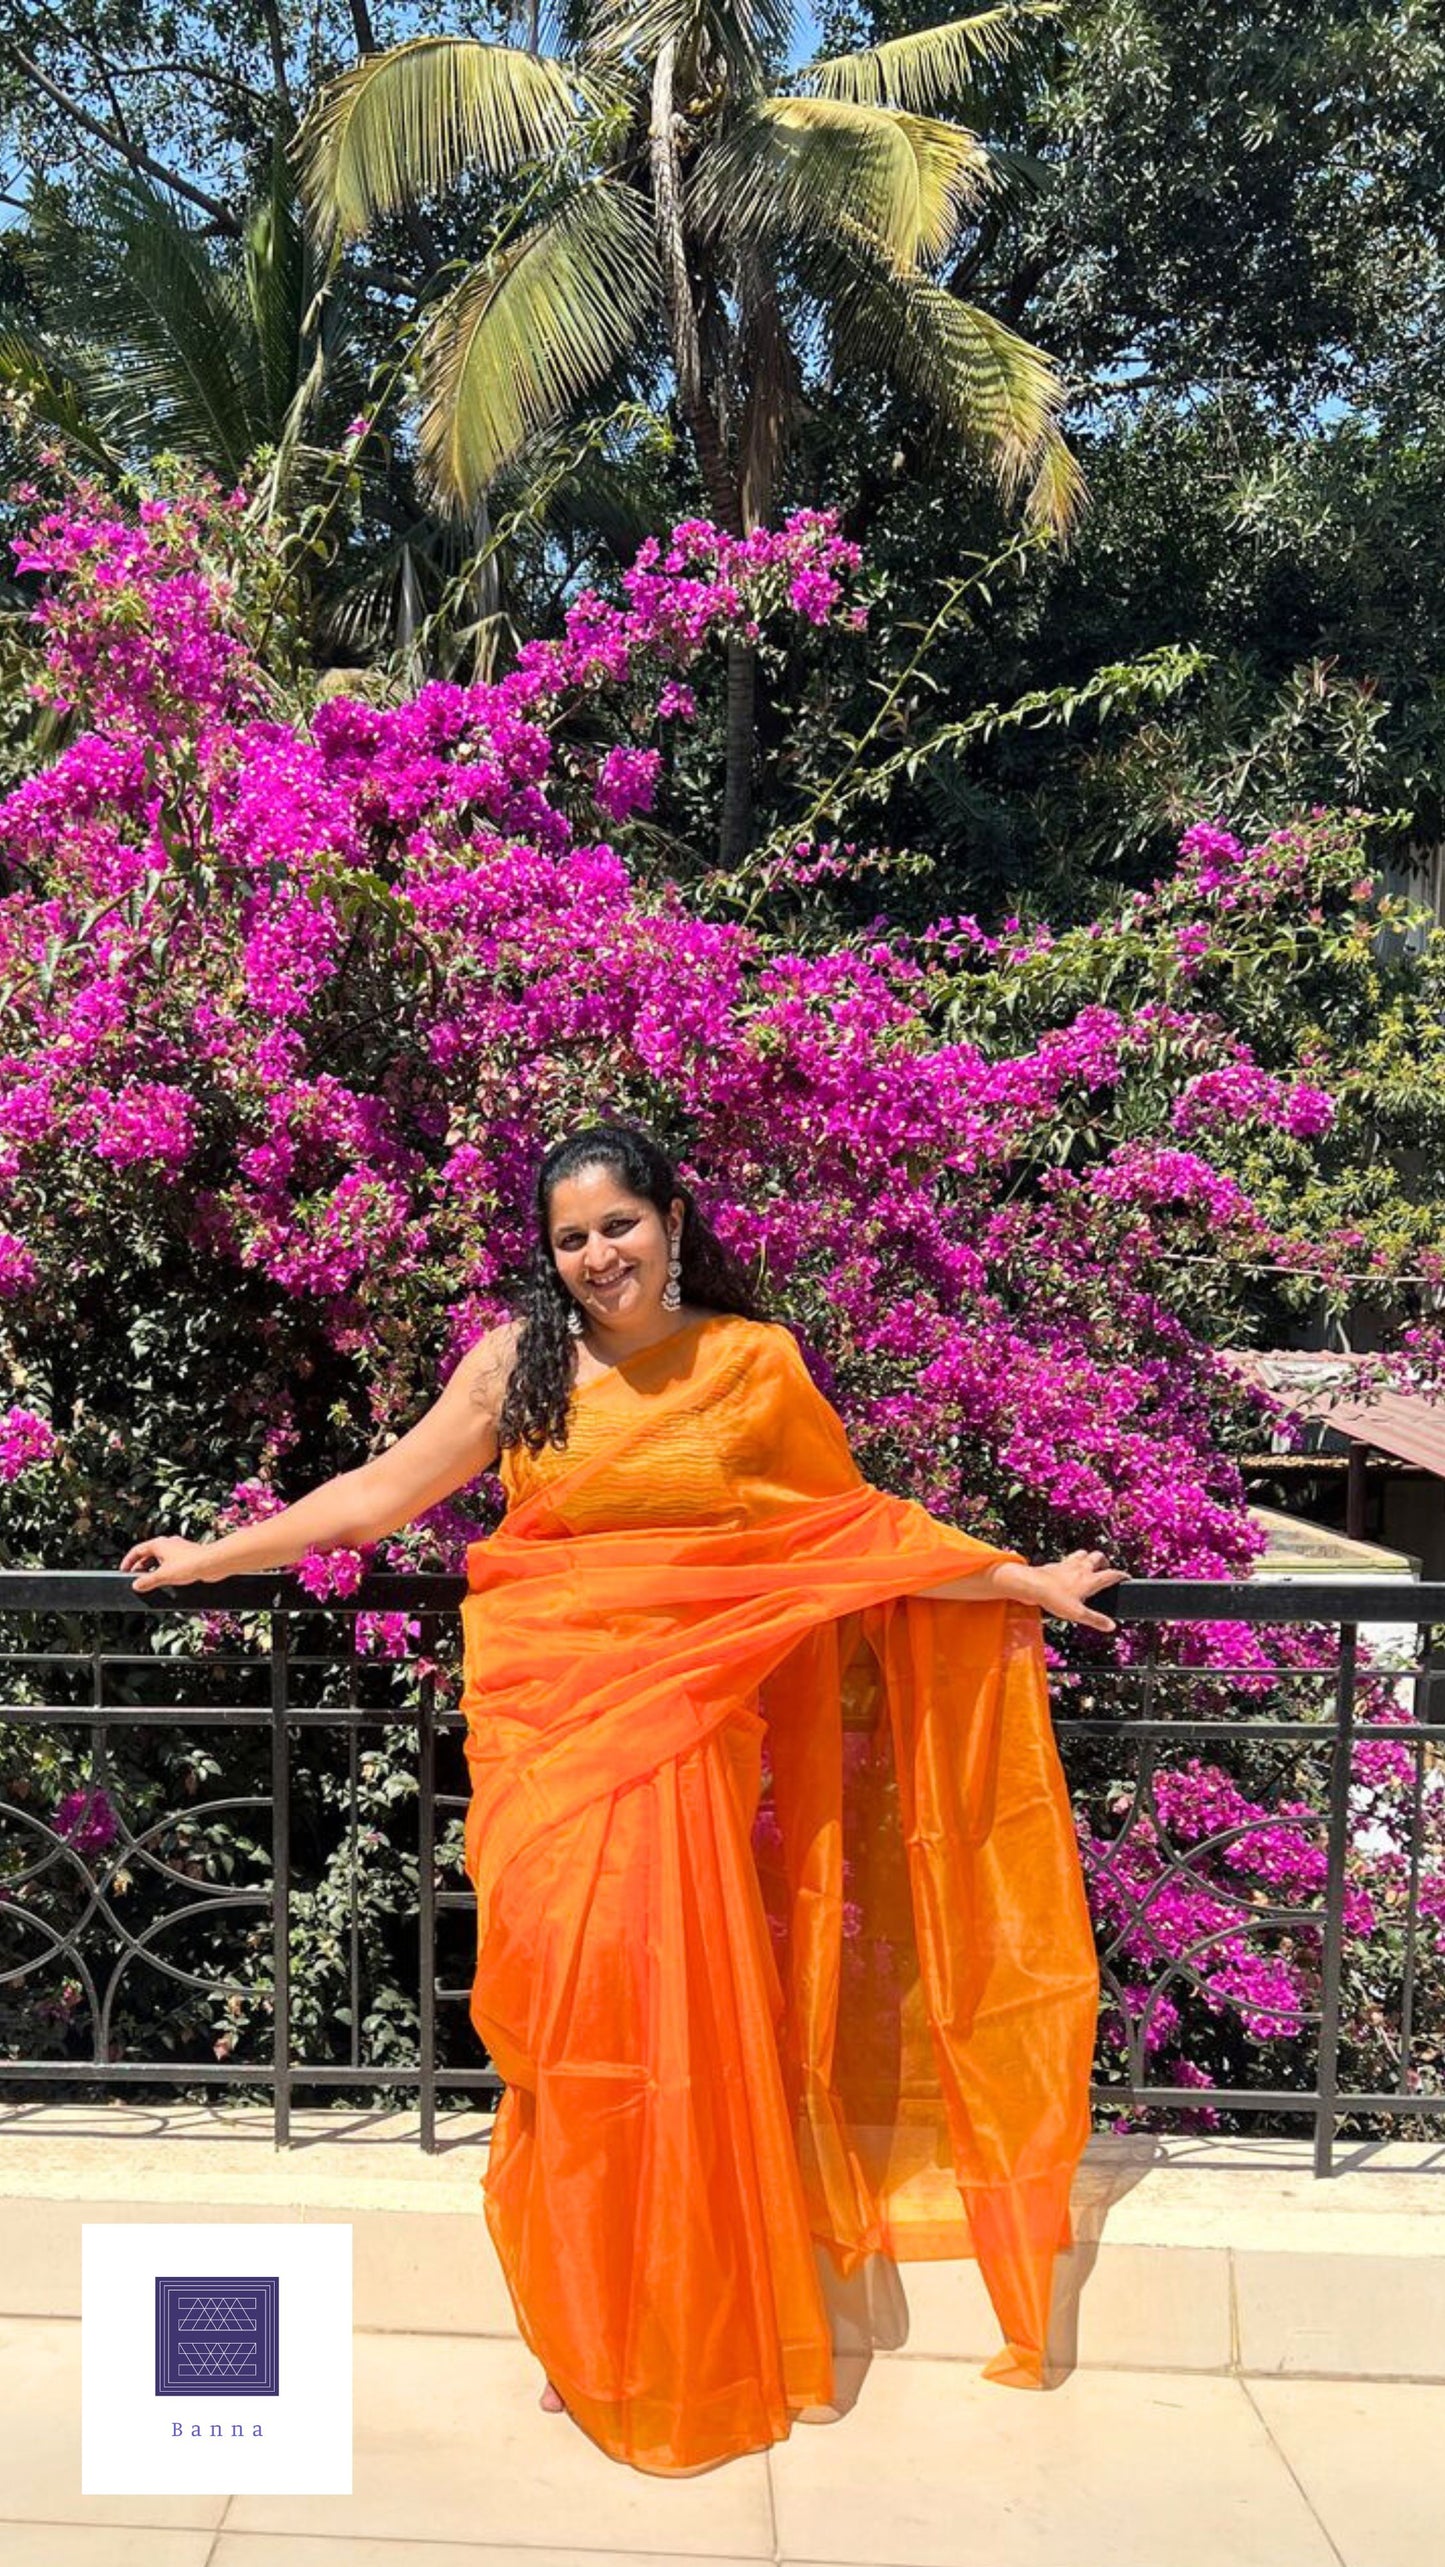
<box><xmin>155</xmin><ymin>2276</ymin><xmax>280</xmax><ymax>2396</ymax></box>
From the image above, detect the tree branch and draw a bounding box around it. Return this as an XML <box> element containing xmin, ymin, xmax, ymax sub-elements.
<box><xmin>77</xmin><ymin>40</ymin><xmax>134</xmax><ymax>149</ymax></box>
<box><xmin>87</xmin><ymin>60</ymin><xmax>274</xmax><ymax>103</ymax></box>
<box><xmin>3</xmin><ymin>42</ymin><xmax>242</xmax><ymax>232</ymax></box>
<box><xmin>33</xmin><ymin>0</ymin><xmax>131</xmax><ymax>144</ymax></box>
<box><xmin>257</xmin><ymin>0</ymin><xmax>295</xmax><ymax>115</ymax></box>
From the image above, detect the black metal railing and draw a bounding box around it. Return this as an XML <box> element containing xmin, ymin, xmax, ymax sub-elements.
<box><xmin>1069</xmin><ymin>1578</ymin><xmax>1445</xmax><ymax>2173</ymax></box>
<box><xmin>2</xmin><ymin>1570</ymin><xmax>1442</xmax><ymax>2173</ymax></box>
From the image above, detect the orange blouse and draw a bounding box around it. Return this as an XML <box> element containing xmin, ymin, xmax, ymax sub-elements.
<box><xmin>458</xmin><ymin>1311</ymin><xmax>1099</xmax><ymax>2475</ymax></box>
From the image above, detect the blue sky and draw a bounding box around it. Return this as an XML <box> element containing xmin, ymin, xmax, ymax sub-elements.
<box><xmin>789</xmin><ymin>0</ymin><xmax>827</xmax><ymax>68</ymax></box>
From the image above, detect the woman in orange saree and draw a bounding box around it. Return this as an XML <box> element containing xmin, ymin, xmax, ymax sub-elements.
<box><xmin>457</xmin><ymin>1123</ymin><xmax>1113</xmax><ymax>2477</ymax></box>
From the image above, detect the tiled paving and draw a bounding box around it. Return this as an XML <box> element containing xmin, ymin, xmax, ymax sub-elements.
<box><xmin>4</xmin><ymin>2108</ymin><xmax>1445</xmax><ymax>2566</ymax></box>
<box><xmin>5</xmin><ymin>2309</ymin><xmax>1443</xmax><ymax>2567</ymax></box>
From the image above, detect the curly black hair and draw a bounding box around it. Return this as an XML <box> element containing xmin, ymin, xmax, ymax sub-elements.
<box><xmin>496</xmin><ymin>1120</ymin><xmax>771</xmax><ymax>1454</ymax></box>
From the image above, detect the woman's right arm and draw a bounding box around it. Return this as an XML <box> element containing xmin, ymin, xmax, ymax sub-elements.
<box><xmin>120</xmin><ymin>1322</ymin><xmax>521</xmax><ymax>1593</ymax></box>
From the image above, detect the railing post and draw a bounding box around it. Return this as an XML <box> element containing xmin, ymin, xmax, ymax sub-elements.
<box><xmin>270</xmin><ymin>1606</ymin><xmax>292</xmax><ymax>2149</ymax></box>
<box><xmin>1314</xmin><ymin>1621</ymin><xmax>1357</xmax><ymax>2177</ymax></box>
<box><xmin>418</xmin><ymin>1631</ymin><xmax>436</xmax><ymax>2154</ymax></box>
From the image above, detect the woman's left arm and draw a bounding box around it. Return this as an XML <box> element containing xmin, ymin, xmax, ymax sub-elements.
<box><xmin>927</xmin><ymin>1548</ymin><xmax>1126</xmax><ymax>1635</ymax></box>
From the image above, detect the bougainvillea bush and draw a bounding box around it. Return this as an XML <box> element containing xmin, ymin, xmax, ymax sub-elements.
<box><xmin>3</xmin><ymin>474</ymin><xmax>1445</xmax><ymax>2129</ymax></box>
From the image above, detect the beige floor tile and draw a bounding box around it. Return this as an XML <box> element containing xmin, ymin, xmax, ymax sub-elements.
<box><xmin>223</xmin><ymin>2331</ymin><xmax>775</xmax><ymax>2555</ymax></box>
<box><xmin>1052</xmin><ymin>2244</ymin><xmax>1233</xmax><ymax>2371</ymax></box>
<box><xmin>214</xmin><ymin>2544</ymin><xmax>764</xmax><ymax>2566</ymax></box>
<box><xmin>301</xmin><ymin>2206</ymin><xmax>517</xmax><ymax>2337</ymax></box>
<box><xmin>0</xmin><ymin>2318</ymin><xmax>227</xmax><ymax>2530</ymax></box>
<box><xmin>768</xmin><ymin>2361</ymin><xmax>1340</xmax><ymax>2567</ymax></box>
<box><xmin>823</xmin><ymin>2241</ymin><xmax>1232</xmax><ymax>2373</ymax></box>
<box><xmin>1237</xmin><ymin>2252</ymin><xmax>1445</xmax><ymax>2379</ymax></box>
<box><xmin>1248</xmin><ymin>2377</ymin><xmax>1445</xmax><ymax>2567</ymax></box>
<box><xmin>0</xmin><ymin>2199</ymin><xmax>289</xmax><ymax>2320</ymax></box>
<box><xmin>0</xmin><ymin>2530</ymin><xmax>216</xmax><ymax>2566</ymax></box>
<box><xmin>0</xmin><ymin>2104</ymin><xmax>494</xmax><ymax>2212</ymax></box>
<box><xmin>0</xmin><ymin>2193</ymin><xmax>512</xmax><ymax>2337</ymax></box>
<box><xmin>0</xmin><ymin>2200</ymin><xmax>87</xmax><ymax>2319</ymax></box>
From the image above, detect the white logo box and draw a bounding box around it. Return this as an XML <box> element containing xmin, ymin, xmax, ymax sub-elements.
<box><xmin>82</xmin><ymin>2221</ymin><xmax>352</xmax><ymax>2494</ymax></box>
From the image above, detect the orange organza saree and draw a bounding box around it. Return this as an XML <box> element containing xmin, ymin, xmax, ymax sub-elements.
<box><xmin>458</xmin><ymin>1311</ymin><xmax>1099</xmax><ymax>2475</ymax></box>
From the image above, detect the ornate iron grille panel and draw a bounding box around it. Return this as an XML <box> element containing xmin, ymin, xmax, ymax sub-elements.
<box><xmin>0</xmin><ymin>1569</ymin><xmax>492</xmax><ymax>2146</ymax></box>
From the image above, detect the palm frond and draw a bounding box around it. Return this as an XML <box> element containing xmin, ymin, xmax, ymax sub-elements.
<box><xmin>984</xmin><ymin>142</ymin><xmax>1053</xmax><ymax>199</ymax></box>
<box><xmin>808</xmin><ymin>3</ymin><xmax>1057</xmax><ymax>114</ymax></box>
<box><xmin>1016</xmin><ymin>424</ymin><xmax>1087</xmax><ymax>536</ymax></box>
<box><xmin>822</xmin><ymin>239</ymin><xmax>1083</xmax><ymax>533</ymax></box>
<box><xmin>901</xmin><ymin>291</ymin><xmax>1083</xmax><ymax>533</ymax></box>
<box><xmin>417</xmin><ymin>176</ymin><xmax>660</xmax><ymax>510</ymax></box>
<box><xmin>490</xmin><ymin>398</ymin><xmax>666</xmax><ymax>555</ymax></box>
<box><xmin>250</xmin><ymin>326</ymin><xmax>331</xmax><ymax>525</ymax></box>
<box><xmin>32</xmin><ymin>172</ymin><xmax>261</xmax><ymax>476</ymax></box>
<box><xmin>586</xmin><ymin>0</ymin><xmax>693</xmax><ymax>61</ymax></box>
<box><xmin>895</xmin><ymin>111</ymin><xmax>995</xmax><ymax>259</ymax></box>
<box><xmin>245</xmin><ymin>132</ymin><xmax>311</xmax><ymax>437</ymax></box>
<box><xmin>494</xmin><ymin>0</ymin><xmax>596</xmax><ymax>53</ymax></box>
<box><xmin>588</xmin><ymin>0</ymin><xmax>793</xmax><ymax>84</ymax></box>
<box><xmin>0</xmin><ymin>327</ymin><xmax>119</xmax><ymax>474</ymax></box>
<box><xmin>299</xmin><ymin>37</ymin><xmax>598</xmax><ymax>250</ymax></box>
<box><xmin>693</xmin><ymin>97</ymin><xmax>988</xmax><ymax>268</ymax></box>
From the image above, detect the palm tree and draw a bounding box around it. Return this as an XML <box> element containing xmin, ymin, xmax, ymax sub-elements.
<box><xmin>300</xmin><ymin>1</ymin><xmax>1082</xmax><ymax>859</ymax></box>
<box><xmin>0</xmin><ymin>144</ymin><xmax>343</xmax><ymax>489</ymax></box>
<box><xmin>0</xmin><ymin>148</ymin><xmax>448</xmax><ymax>665</ymax></box>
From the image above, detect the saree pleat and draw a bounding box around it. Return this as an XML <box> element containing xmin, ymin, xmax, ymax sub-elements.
<box><xmin>458</xmin><ymin>1312</ymin><xmax>1099</xmax><ymax>2473</ymax></box>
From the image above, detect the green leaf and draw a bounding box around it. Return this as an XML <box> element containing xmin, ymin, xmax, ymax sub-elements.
<box><xmin>298</xmin><ymin>37</ymin><xmax>599</xmax><ymax>250</ymax></box>
<box><xmin>0</xmin><ymin>328</ymin><xmax>118</xmax><ymax>475</ymax></box>
<box><xmin>589</xmin><ymin>0</ymin><xmax>792</xmax><ymax>83</ymax></box>
<box><xmin>243</xmin><ymin>132</ymin><xmax>312</xmax><ymax>445</ymax></box>
<box><xmin>693</xmin><ymin>97</ymin><xmax>991</xmax><ymax>267</ymax></box>
<box><xmin>822</xmin><ymin>247</ymin><xmax>1082</xmax><ymax>532</ymax></box>
<box><xmin>417</xmin><ymin>178</ymin><xmax>660</xmax><ymax>510</ymax></box>
<box><xmin>807</xmin><ymin>4</ymin><xmax>1058</xmax><ymax>115</ymax></box>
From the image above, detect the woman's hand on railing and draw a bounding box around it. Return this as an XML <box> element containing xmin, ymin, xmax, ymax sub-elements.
<box><xmin>118</xmin><ymin>1535</ymin><xmax>217</xmax><ymax>1594</ymax></box>
<box><xmin>1015</xmin><ymin>1550</ymin><xmax>1127</xmax><ymax>1634</ymax></box>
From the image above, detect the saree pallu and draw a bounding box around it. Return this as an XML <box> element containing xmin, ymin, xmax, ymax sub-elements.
<box><xmin>458</xmin><ymin>1311</ymin><xmax>1099</xmax><ymax>2476</ymax></box>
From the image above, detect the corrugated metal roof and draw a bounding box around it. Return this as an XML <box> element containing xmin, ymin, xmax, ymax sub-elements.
<box><xmin>1222</xmin><ymin>1350</ymin><xmax>1445</xmax><ymax>1477</ymax></box>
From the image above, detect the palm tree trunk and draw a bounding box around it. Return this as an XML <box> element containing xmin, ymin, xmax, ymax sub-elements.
<box><xmin>469</xmin><ymin>492</ymin><xmax>501</xmax><ymax>677</ymax></box>
<box><xmin>649</xmin><ymin>38</ymin><xmax>754</xmax><ymax>861</ymax></box>
<box><xmin>720</xmin><ymin>260</ymin><xmax>800</xmax><ymax>870</ymax></box>
<box><xmin>720</xmin><ymin>638</ymin><xmax>756</xmax><ymax>867</ymax></box>
<box><xmin>648</xmin><ymin>41</ymin><xmax>739</xmax><ymax>531</ymax></box>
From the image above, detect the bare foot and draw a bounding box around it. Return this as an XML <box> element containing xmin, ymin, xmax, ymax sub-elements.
<box><xmin>539</xmin><ymin>2378</ymin><xmax>566</xmax><ymax>2413</ymax></box>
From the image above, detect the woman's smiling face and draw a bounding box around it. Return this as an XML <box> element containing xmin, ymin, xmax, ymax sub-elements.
<box><xmin>547</xmin><ymin>1164</ymin><xmax>682</xmax><ymax>1333</ymax></box>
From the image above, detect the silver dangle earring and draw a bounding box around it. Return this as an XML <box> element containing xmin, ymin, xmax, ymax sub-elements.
<box><xmin>566</xmin><ymin>1303</ymin><xmax>585</xmax><ymax>1337</ymax></box>
<box><xmin>661</xmin><ymin>1231</ymin><xmax>682</xmax><ymax>1312</ymax></box>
